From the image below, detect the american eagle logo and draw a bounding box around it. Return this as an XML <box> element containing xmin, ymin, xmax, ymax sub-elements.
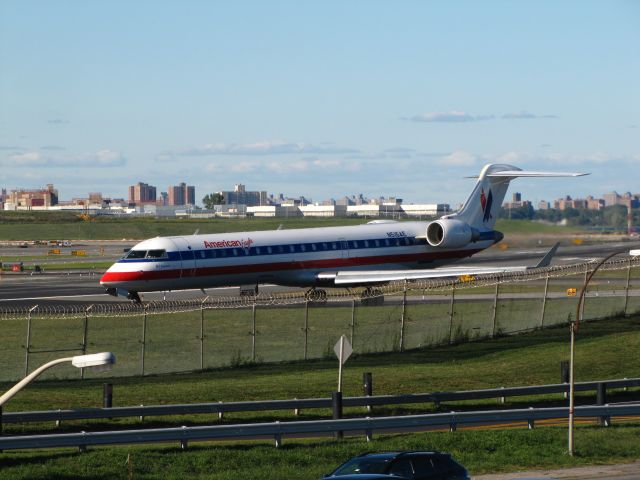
<box><xmin>480</xmin><ymin>188</ymin><xmax>493</xmax><ymax>223</ymax></box>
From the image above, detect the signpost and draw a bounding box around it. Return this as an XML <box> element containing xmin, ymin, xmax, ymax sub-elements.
<box><xmin>334</xmin><ymin>335</ymin><xmax>353</xmax><ymax>393</ymax></box>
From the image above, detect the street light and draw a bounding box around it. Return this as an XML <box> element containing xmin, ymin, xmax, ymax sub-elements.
<box><xmin>568</xmin><ymin>250</ymin><xmax>639</xmax><ymax>456</ymax></box>
<box><xmin>0</xmin><ymin>352</ymin><xmax>115</xmax><ymax>407</ymax></box>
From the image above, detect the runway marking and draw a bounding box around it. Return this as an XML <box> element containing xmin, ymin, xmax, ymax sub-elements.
<box><xmin>0</xmin><ymin>293</ymin><xmax>106</xmax><ymax>302</ymax></box>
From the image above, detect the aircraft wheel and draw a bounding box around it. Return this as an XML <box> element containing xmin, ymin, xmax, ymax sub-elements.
<box><xmin>305</xmin><ymin>288</ymin><xmax>327</xmax><ymax>303</ymax></box>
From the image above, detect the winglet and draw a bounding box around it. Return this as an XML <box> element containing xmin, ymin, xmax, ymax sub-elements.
<box><xmin>534</xmin><ymin>242</ymin><xmax>560</xmax><ymax>268</ymax></box>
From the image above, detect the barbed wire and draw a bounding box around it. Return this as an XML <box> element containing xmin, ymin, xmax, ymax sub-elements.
<box><xmin>1</xmin><ymin>257</ymin><xmax>639</xmax><ymax>320</ymax></box>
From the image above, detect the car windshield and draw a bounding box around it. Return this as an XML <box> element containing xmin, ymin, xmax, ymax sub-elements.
<box><xmin>332</xmin><ymin>458</ymin><xmax>392</xmax><ymax>475</ymax></box>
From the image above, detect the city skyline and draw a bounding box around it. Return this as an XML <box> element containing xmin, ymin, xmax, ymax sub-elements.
<box><xmin>2</xmin><ymin>177</ymin><xmax>637</xmax><ymax>211</ymax></box>
<box><xmin>1</xmin><ymin>1</ymin><xmax>638</xmax><ymax>204</ymax></box>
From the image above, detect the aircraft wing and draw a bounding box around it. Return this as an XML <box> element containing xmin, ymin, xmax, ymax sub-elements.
<box><xmin>317</xmin><ymin>265</ymin><xmax>528</xmax><ymax>285</ymax></box>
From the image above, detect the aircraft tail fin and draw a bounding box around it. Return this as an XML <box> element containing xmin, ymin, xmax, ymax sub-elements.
<box><xmin>448</xmin><ymin>164</ymin><xmax>588</xmax><ymax>230</ymax></box>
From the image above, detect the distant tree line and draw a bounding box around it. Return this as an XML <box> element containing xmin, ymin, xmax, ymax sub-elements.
<box><xmin>498</xmin><ymin>204</ymin><xmax>638</xmax><ymax>230</ymax></box>
<box><xmin>202</xmin><ymin>193</ymin><xmax>225</xmax><ymax>209</ymax></box>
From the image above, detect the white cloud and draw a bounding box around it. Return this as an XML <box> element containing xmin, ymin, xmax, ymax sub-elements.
<box><xmin>175</xmin><ymin>140</ymin><xmax>359</xmax><ymax>157</ymax></box>
<box><xmin>502</xmin><ymin>111</ymin><xmax>557</xmax><ymax>119</ymax></box>
<box><xmin>10</xmin><ymin>151</ymin><xmax>42</xmax><ymax>165</ymax></box>
<box><xmin>406</xmin><ymin>111</ymin><xmax>494</xmax><ymax>123</ymax></box>
<box><xmin>439</xmin><ymin>150</ymin><xmax>478</xmax><ymax>166</ymax></box>
<box><xmin>89</xmin><ymin>149</ymin><xmax>126</xmax><ymax>166</ymax></box>
<box><xmin>5</xmin><ymin>149</ymin><xmax>126</xmax><ymax>168</ymax></box>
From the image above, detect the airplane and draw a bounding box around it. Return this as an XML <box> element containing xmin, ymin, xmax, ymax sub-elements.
<box><xmin>100</xmin><ymin>163</ymin><xmax>587</xmax><ymax>303</ymax></box>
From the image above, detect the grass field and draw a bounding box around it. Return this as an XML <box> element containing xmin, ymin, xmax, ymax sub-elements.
<box><xmin>0</xmin><ymin>217</ymin><xmax>583</xmax><ymax>241</ymax></box>
<box><xmin>1</xmin><ymin>314</ymin><xmax>640</xmax><ymax>478</ymax></box>
<box><xmin>2</xmin><ymin>426</ymin><xmax>640</xmax><ymax>479</ymax></box>
<box><xmin>1</xmin><ymin>263</ymin><xmax>636</xmax><ymax>383</ymax></box>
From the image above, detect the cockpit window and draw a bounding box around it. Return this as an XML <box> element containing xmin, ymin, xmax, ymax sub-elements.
<box><xmin>125</xmin><ymin>250</ymin><xmax>147</xmax><ymax>259</ymax></box>
<box><xmin>146</xmin><ymin>249</ymin><xmax>167</xmax><ymax>259</ymax></box>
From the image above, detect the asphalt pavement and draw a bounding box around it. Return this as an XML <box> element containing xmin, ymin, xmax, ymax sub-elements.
<box><xmin>1</xmin><ymin>240</ymin><xmax>638</xmax><ymax>308</ymax></box>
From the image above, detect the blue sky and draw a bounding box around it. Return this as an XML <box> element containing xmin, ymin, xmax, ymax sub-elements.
<box><xmin>1</xmin><ymin>1</ymin><xmax>638</xmax><ymax>206</ymax></box>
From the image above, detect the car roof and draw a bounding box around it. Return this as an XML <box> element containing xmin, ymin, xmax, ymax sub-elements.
<box><xmin>357</xmin><ymin>451</ymin><xmax>446</xmax><ymax>459</ymax></box>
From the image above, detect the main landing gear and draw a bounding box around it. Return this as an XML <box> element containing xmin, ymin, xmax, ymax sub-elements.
<box><xmin>105</xmin><ymin>288</ymin><xmax>142</xmax><ymax>304</ymax></box>
<box><xmin>305</xmin><ymin>288</ymin><xmax>328</xmax><ymax>303</ymax></box>
<box><xmin>360</xmin><ymin>287</ymin><xmax>384</xmax><ymax>306</ymax></box>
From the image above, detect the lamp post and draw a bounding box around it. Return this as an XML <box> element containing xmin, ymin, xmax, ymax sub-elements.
<box><xmin>568</xmin><ymin>250</ymin><xmax>639</xmax><ymax>455</ymax></box>
<box><xmin>0</xmin><ymin>352</ymin><xmax>115</xmax><ymax>407</ymax></box>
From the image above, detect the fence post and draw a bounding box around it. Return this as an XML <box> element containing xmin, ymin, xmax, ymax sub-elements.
<box><xmin>623</xmin><ymin>258</ymin><xmax>631</xmax><ymax>317</ymax></box>
<box><xmin>448</xmin><ymin>284</ymin><xmax>456</xmax><ymax>344</ymax></box>
<box><xmin>540</xmin><ymin>273</ymin><xmax>550</xmax><ymax>328</ymax></box>
<box><xmin>332</xmin><ymin>391</ymin><xmax>343</xmax><ymax>439</ymax></box>
<box><xmin>597</xmin><ymin>382</ymin><xmax>610</xmax><ymax>426</ymax></box>
<box><xmin>200</xmin><ymin>296</ymin><xmax>208</xmax><ymax>371</ymax></box>
<box><xmin>399</xmin><ymin>281</ymin><xmax>407</xmax><ymax>352</ymax></box>
<box><xmin>350</xmin><ymin>299</ymin><xmax>356</xmax><ymax>349</ymax></box>
<box><xmin>103</xmin><ymin>383</ymin><xmax>113</xmax><ymax>408</ymax></box>
<box><xmin>303</xmin><ymin>301</ymin><xmax>309</xmax><ymax>360</ymax></box>
<box><xmin>251</xmin><ymin>301</ymin><xmax>257</xmax><ymax>363</ymax></box>
<box><xmin>81</xmin><ymin>305</ymin><xmax>93</xmax><ymax>379</ymax></box>
<box><xmin>581</xmin><ymin>263</ymin><xmax>589</xmax><ymax>321</ymax></box>
<box><xmin>491</xmin><ymin>282</ymin><xmax>499</xmax><ymax>337</ymax></box>
<box><xmin>24</xmin><ymin>305</ymin><xmax>38</xmax><ymax>377</ymax></box>
<box><xmin>140</xmin><ymin>304</ymin><xmax>148</xmax><ymax>377</ymax></box>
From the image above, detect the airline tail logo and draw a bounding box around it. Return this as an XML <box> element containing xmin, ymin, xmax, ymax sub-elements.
<box><xmin>480</xmin><ymin>188</ymin><xmax>493</xmax><ymax>223</ymax></box>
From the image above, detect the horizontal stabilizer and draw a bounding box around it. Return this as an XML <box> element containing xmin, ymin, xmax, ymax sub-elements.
<box><xmin>486</xmin><ymin>170</ymin><xmax>589</xmax><ymax>177</ymax></box>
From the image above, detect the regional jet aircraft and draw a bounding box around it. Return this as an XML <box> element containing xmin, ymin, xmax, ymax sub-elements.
<box><xmin>100</xmin><ymin>164</ymin><xmax>586</xmax><ymax>302</ymax></box>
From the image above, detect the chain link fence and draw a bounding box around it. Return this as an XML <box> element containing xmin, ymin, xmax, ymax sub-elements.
<box><xmin>1</xmin><ymin>257</ymin><xmax>639</xmax><ymax>382</ymax></box>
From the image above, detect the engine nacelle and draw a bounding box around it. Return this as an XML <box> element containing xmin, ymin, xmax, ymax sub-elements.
<box><xmin>426</xmin><ymin>219</ymin><xmax>476</xmax><ymax>248</ymax></box>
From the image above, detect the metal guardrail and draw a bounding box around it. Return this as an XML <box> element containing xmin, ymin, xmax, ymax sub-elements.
<box><xmin>3</xmin><ymin>378</ymin><xmax>639</xmax><ymax>424</ymax></box>
<box><xmin>1</xmin><ymin>404</ymin><xmax>639</xmax><ymax>451</ymax></box>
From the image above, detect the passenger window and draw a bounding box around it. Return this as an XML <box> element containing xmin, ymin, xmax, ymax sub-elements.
<box><xmin>277</xmin><ymin>245</ymin><xmax>284</xmax><ymax>254</ymax></box>
<box><xmin>363</xmin><ymin>240</ymin><xmax>370</xmax><ymax>248</ymax></box>
<box><xmin>300</xmin><ymin>244</ymin><xmax>306</xmax><ymax>252</ymax></box>
<box><xmin>199</xmin><ymin>251</ymin><xmax>206</xmax><ymax>259</ymax></box>
<box><xmin>322</xmin><ymin>242</ymin><xmax>328</xmax><ymax>250</ymax></box>
<box><xmin>374</xmin><ymin>239</ymin><xmax>380</xmax><ymax>247</ymax></box>
<box><xmin>267</xmin><ymin>246</ymin><xmax>273</xmax><ymax>254</ymax></box>
<box><xmin>289</xmin><ymin>245</ymin><xmax>295</xmax><ymax>253</ymax></box>
<box><xmin>331</xmin><ymin>242</ymin><xmax>338</xmax><ymax>250</ymax></box>
<box><xmin>256</xmin><ymin>247</ymin><xmax>262</xmax><ymax>255</ymax></box>
<box><xmin>311</xmin><ymin>244</ymin><xmax>317</xmax><ymax>251</ymax></box>
<box><xmin>219</xmin><ymin>249</ymin><xmax>227</xmax><ymax>257</ymax></box>
<box><xmin>232</xmin><ymin>249</ymin><xmax>239</xmax><ymax>256</ymax></box>
<box><xmin>385</xmin><ymin>239</ymin><xmax>391</xmax><ymax>247</ymax></box>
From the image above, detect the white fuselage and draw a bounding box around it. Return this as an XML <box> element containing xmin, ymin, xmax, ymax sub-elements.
<box><xmin>100</xmin><ymin>221</ymin><xmax>494</xmax><ymax>293</ymax></box>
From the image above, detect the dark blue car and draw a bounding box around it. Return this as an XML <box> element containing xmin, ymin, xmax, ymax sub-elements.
<box><xmin>323</xmin><ymin>451</ymin><xmax>470</xmax><ymax>480</ymax></box>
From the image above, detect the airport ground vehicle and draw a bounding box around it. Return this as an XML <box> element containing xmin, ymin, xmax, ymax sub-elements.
<box><xmin>323</xmin><ymin>451</ymin><xmax>470</xmax><ymax>480</ymax></box>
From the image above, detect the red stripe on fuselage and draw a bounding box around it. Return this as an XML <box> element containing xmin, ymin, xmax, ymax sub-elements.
<box><xmin>100</xmin><ymin>249</ymin><xmax>481</xmax><ymax>284</ymax></box>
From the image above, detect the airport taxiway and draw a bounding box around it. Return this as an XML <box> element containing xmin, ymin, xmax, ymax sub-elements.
<box><xmin>1</xmin><ymin>241</ymin><xmax>638</xmax><ymax>308</ymax></box>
